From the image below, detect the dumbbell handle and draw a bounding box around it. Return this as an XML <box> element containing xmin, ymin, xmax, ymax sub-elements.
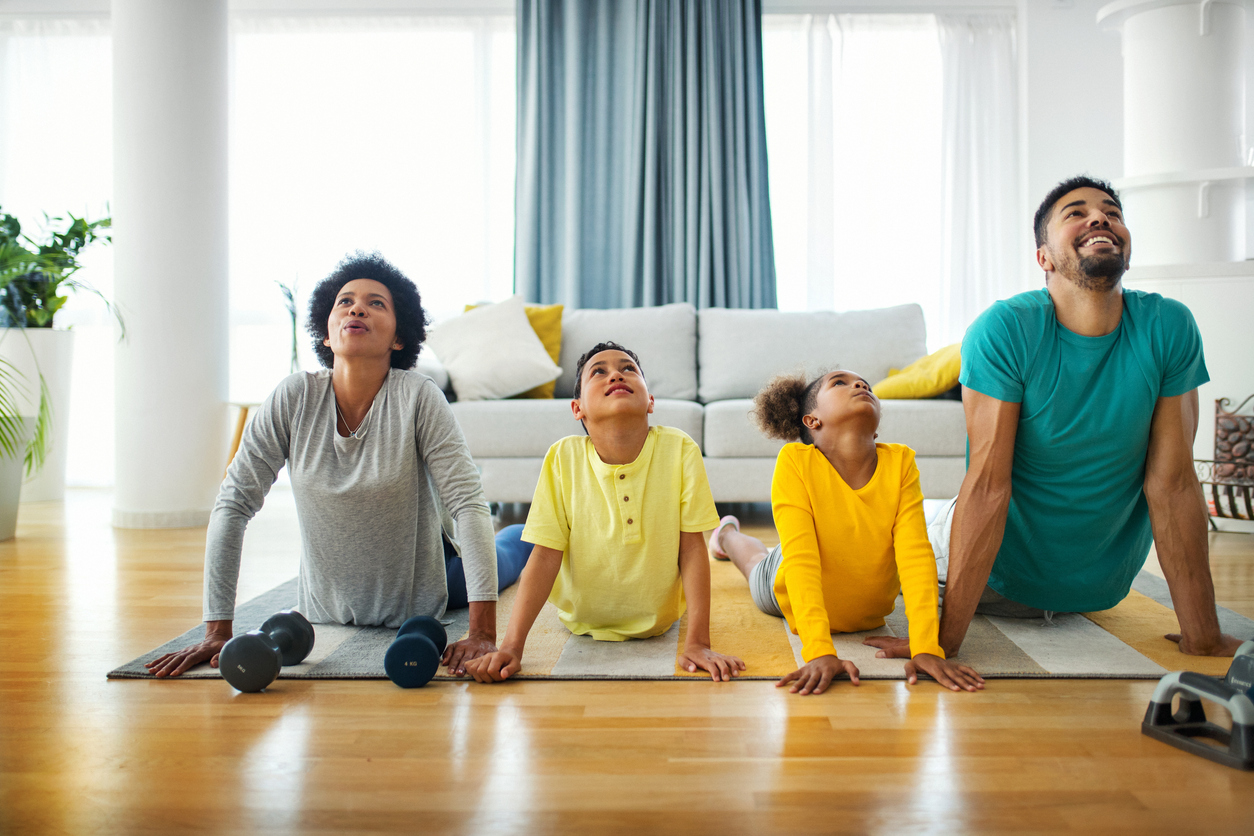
<box><xmin>1149</xmin><ymin>671</ymin><xmax>1254</xmax><ymax>725</ymax></box>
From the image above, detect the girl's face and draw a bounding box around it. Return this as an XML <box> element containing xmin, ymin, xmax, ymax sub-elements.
<box><xmin>323</xmin><ymin>278</ymin><xmax>402</xmax><ymax>362</ymax></box>
<box><xmin>804</xmin><ymin>370</ymin><xmax>881</xmax><ymax>436</ymax></box>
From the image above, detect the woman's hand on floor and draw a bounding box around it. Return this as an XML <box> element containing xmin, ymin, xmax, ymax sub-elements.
<box><xmin>777</xmin><ymin>654</ymin><xmax>859</xmax><ymax>695</ymax></box>
<box><xmin>678</xmin><ymin>644</ymin><xmax>746</xmax><ymax>681</ymax></box>
<box><xmin>463</xmin><ymin>649</ymin><xmax>522</xmax><ymax>682</ymax></box>
<box><xmin>442</xmin><ymin>634</ymin><xmax>498</xmax><ymax>676</ymax></box>
<box><xmin>905</xmin><ymin>653</ymin><xmax>985</xmax><ymax>691</ymax></box>
<box><xmin>145</xmin><ymin>622</ymin><xmax>232</xmax><ymax>677</ymax></box>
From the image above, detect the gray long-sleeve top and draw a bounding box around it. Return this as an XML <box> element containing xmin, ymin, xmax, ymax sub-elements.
<box><xmin>203</xmin><ymin>369</ymin><xmax>497</xmax><ymax>628</ymax></box>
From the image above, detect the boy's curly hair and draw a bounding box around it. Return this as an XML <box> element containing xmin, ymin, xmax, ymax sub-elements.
<box><xmin>752</xmin><ymin>372</ymin><xmax>825</xmax><ymax>445</ymax></box>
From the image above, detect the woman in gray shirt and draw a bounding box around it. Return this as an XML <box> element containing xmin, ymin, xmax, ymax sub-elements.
<box><xmin>148</xmin><ymin>253</ymin><xmax>529</xmax><ymax>678</ymax></box>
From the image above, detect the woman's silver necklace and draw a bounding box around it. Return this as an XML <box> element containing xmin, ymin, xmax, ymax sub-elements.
<box><xmin>335</xmin><ymin>400</ymin><xmax>372</xmax><ymax>440</ymax></box>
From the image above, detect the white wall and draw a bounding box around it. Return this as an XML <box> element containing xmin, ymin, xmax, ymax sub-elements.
<box><xmin>1020</xmin><ymin>0</ymin><xmax>1124</xmax><ymax>275</ymax></box>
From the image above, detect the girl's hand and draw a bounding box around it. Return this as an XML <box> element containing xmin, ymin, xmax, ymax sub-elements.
<box><xmin>905</xmin><ymin>653</ymin><xmax>985</xmax><ymax>691</ymax></box>
<box><xmin>776</xmin><ymin>654</ymin><xmax>859</xmax><ymax>695</ymax></box>
<box><xmin>679</xmin><ymin>644</ymin><xmax>746</xmax><ymax>681</ymax></box>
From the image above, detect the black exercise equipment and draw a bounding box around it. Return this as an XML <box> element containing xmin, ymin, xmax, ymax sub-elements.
<box><xmin>218</xmin><ymin>610</ymin><xmax>316</xmax><ymax>693</ymax></box>
<box><xmin>384</xmin><ymin>615</ymin><xmax>448</xmax><ymax>688</ymax></box>
<box><xmin>1141</xmin><ymin>640</ymin><xmax>1254</xmax><ymax>770</ymax></box>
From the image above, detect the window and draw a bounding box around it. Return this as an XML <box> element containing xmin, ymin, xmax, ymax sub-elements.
<box><xmin>763</xmin><ymin>15</ymin><xmax>944</xmax><ymax>349</ymax></box>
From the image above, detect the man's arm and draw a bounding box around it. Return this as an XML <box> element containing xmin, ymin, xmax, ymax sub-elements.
<box><xmin>938</xmin><ymin>389</ymin><xmax>1020</xmax><ymax>657</ymax></box>
<box><xmin>1145</xmin><ymin>389</ymin><xmax>1244</xmax><ymax>657</ymax></box>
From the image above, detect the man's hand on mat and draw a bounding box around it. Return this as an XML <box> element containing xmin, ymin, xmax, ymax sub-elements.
<box><xmin>1165</xmin><ymin>632</ymin><xmax>1246</xmax><ymax>657</ymax></box>
<box><xmin>442</xmin><ymin>633</ymin><xmax>498</xmax><ymax>676</ymax></box>
<box><xmin>862</xmin><ymin>636</ymin><xmax>911</xmax><ymax>659</ymax></box>
<box><xmin>777</xmin><ymin>654</ymin><xmax>858</xmax><ymax>695</ymax></box>
<box><xmin>678</xmin><ymin>644</ymin><xmax>745</xmax><ymax>681</ymax></box>
<box><xmin>906</xmin><ymin>653</ymin><xmax>985</xmax><ymax>691</ymax></box>
<box><xmin>145</xmin><ymin>623</ymin><xmax>232</xmax><ymax>678</ymax></box>
<box><xmin>463</xmin><ymin>648</ymin><xmax>522</xmax><ymax>682</ymax></box>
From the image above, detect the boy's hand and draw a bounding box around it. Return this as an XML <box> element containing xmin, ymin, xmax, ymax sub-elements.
<box><xmin>862</xmin><ymin>636</ymin><xmax>911</xmax><ymax>658</ymax></box>
<box><xmin>464</xmin><ymin>649</ymin><xmax>522</xmax><ymax>683</ymax></box>
<box><xmin>679</xmin><ymin>644</ymin><xmax>745</xmax><ymax>681</ymax></box>
<box><xmin>905</xmin><ymin>653</ymin><xmax>985</xmax><ymax>691</ymax></box>
<box><xmin>777</xmin><ymin>654</ymin><xmax>859</xmax><ymax>695</ymax></box>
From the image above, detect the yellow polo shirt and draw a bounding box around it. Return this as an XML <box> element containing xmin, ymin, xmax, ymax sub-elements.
<box><xmin>522</xmin><ymin>426</ymin><xmax>721</xmax><ymax>640</ymax></box>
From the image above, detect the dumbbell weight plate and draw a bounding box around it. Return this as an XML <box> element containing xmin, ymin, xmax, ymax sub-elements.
<box><xmin>219</xmin><ymin>632</ymin><xmax>283</xmax><ymax>693</ymax></box>
<box><xmin>396</xmin><ymin>615</ymin><xmax>448</xmax><ymax>656</ymax></box>
<box><xmin>384</xmin><ymin>634</ymin><xmax>441</xmax><ymax>688</ymax></box>
<box><xmin>260</xmin><ymin>611</ymin><xmax>316</xmax><ymax>666</ymax></box>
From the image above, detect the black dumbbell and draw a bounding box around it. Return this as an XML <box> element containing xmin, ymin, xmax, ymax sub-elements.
<box><xmin>219</xmin><ymin>610</ymin><xmax>316</xmax><ymax>693</ymax></box>
<box><xmin>384</xmin><ymin>615</ymin><xmax>448</xmax><ymax>688</ymax></box>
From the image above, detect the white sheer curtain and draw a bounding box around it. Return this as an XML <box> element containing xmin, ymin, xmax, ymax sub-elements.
<box><xmin>763</xmin><ymin>15</ymin><xmax>944</xmax><ymax>346</ymax></box>
<box><xmin>0</xmin><ymin>14</ymin><xmax>516</xmax><ymax>487</ymax></box>
<box><xmin>763</xmin><ymin>12</ymin><xmax>1020</xmax><ymax>352</ymax></box>
<box><xmin>0</xmin><ymin>20</ymin><xmax>115</xmax><ymax>487</ymax></box>
<box><xmin>229</xmin><ymin>15</ymin><xmax>516</xmax><ymax>405</ymax></box>
<box><xmin>937</xmin><ymin>13</ymin><xmax>1022</xmax><ymax>347</ymax></box>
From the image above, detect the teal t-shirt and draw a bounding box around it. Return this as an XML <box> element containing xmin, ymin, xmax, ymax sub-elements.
<box><xmin>959</xmin><ymin>288</ymin><xmax>1208</xmax><ymax>612</ymax></box>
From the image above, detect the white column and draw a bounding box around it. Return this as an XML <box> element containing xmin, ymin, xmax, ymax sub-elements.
<box><xmin>112</xmin><ymin>0</ymin><xmax>229</xmax><ymax>528</ymax></box>
<box><xmin>1101</xmin><ymin>0</ymin><xmax>1248</xmax><ymax>265</ymax></box>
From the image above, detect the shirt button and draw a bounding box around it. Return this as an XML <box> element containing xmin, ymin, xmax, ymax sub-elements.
<box><xmin>627</xmin><ymin>519</ymin><xmax>633</xmax><ymax>524</ymax></box>
<box><xmin>623</xmin><ymin>496</ymin><xmax>629</xmax><ymax>501</ymax></box>
<box><xmin>618</xmin><ymin>474</ymin><xmax>625</xmax><ymax>480</ymax></box>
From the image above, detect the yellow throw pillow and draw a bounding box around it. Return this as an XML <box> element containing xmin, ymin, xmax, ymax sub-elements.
<box><xmin>872</xmin><ymin>343</ymin><xmax>961</xmax><ymax>399</ymax></box>
<box><xmin>465</xmin><ymin>302</ymin><xmax>563</xmax><ymax>398</ymax></box>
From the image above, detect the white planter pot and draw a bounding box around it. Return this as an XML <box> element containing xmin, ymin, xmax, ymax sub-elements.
<box><xmin>0</xmin><ymin>329</ymin><xmax>75</xmax><ymax>502</ymax></box>
<box><xmin>0</xmin><ymin>417</ymin><xmax>33</xmax><ymax>540</ymax></box>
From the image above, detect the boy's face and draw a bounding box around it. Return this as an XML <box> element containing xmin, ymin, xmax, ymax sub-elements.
<box><xmin>571</xmin><ymin>349</ymin><xmax>655</xmax><ymax>426</ymax></box>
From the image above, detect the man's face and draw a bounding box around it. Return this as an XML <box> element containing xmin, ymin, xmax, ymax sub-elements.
<box><xmin>1037</xmin><ymin>187</ymin><xmax>1131</xmax><ymax>291</ymax></box>
<box><xmin>571</xmin><ymin>349</ymin><xmax>654</xmax><ymax>426</ymax></box>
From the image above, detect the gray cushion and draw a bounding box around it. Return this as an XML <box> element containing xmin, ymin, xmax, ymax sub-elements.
<box><xmin>555</xmin><ymin>303</ymin><xmax>697</xmax><ymax>400</ymax></box>
<box><xmin>703</xmin><ymin>398</ymin><xmax>967</xmax><ymax>458</ymax></box>
<box><xmin>452</xmin><ymin>398</ymin><xmax>704</xmax><ymax>458</ymax></box>
<box><xmin>697</xmin><ymin>304</ymin><xmax>928</xmax><ymax>402</ymax></box>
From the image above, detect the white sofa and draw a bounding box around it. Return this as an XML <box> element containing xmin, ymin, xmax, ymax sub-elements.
<box><xmin>439</xmin><ymin>302</ymin><xmax>967</xmax><ymax>503</ymax></box>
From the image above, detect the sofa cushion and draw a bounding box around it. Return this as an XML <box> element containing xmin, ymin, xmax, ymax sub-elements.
<box><xmin>703</xmin><ymin>398</ymin><xmax>967</xmax><ymax>458</ymax></box>
<box><xmin>452</xmin><ymin>398</ymin><xmax>704</xmax><ymax>458</ymax></box>
<box><xmin>555</xmin><ymin>303</ymin><xmax>697</xmax><ymax>400</ymax></box>
<box><xmin>697</xmin><ymin>304</ymin><xmax>928</xmax><ymax>402</ymax></box>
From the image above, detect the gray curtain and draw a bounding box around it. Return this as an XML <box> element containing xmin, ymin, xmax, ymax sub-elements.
<box><xmin>515</xmin><ymin>0</ymin><xmax>777</xmax><ymax>309</ymax></box>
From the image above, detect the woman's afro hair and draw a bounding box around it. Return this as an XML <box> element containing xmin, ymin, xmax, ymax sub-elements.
<box><xmin>752</xmin><ymin>371</ymin><xmax>825</xmax><ymax>445</ymax></box>
<box><xmin>307</xmin><ymin>252</ymin><xmax>428</xmax><ymax>370</ymax></box>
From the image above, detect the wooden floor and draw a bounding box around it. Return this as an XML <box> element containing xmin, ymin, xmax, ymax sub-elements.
<box><xmin>2</xmin><ymin>490</ymin><xmax>1253</xmax><ymax>835</ymax></box>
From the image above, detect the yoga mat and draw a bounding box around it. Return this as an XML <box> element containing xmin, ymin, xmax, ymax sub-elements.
<box><xmin>108</xmin><ymin>561</ymin><xmax>1254</xmax><ymax>683</ymax></box>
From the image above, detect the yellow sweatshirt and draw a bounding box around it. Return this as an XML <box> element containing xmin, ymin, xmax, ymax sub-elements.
<box><xmin>771</xmin><ymin>442</ymin><xmax>944</xmax><ymax>662</ymax></box>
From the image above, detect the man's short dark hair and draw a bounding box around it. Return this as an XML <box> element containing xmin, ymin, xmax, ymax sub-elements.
<box><xmin>573</xmin><ymin>341</ymin><xmax>645</xmax><ymax>398</ymax></box>
<box><xmin>1033</xmin><ymin>175</ymin><xmax>1122</xmax><ymax>248</ymax></box>
<box><xmin>307</xmin><ymin>252</ymin><xmax>428</xmax><ymax>370</ymax></box>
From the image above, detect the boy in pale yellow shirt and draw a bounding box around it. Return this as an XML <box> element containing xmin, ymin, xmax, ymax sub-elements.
<box><xmin>710</xmin><ymin>369</ymin><xmax>984</xmax><ymax>695</ymax></box>
<box><xmin>464</xmin><ymin>341</ymin><xmax>744</xmax><ymax>682</ymax></box>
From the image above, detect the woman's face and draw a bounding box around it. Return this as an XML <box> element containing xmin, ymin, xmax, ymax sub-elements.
<box><xmin>323</xmin><ymin>278</ymin><xmax>402</xmax><ymax>362</ymax></box>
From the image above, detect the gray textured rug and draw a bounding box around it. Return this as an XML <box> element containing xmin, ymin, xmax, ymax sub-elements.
<box><xmin>107</xmin><ymin>569</ymin><xmax>1254</xmax><ymax>684</ymax></box>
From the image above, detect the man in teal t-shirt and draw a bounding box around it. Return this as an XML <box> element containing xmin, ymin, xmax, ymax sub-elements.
<box><xmin>936</xmin><ymin>176</ymin><xmax>1243</xmax><ymax>660</ymax></box>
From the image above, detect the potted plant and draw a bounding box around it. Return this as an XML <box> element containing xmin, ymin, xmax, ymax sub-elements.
<box><xmin>0</xmin><ymin>207</ymin><xmax>117</xmax><ymax>524</ymax></box>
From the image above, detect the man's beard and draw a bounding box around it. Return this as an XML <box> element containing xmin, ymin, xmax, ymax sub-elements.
<box><xmin>1073</xmin><ymin>251</ymin><xmax>1126</xmax><ymax>291</ymax></box>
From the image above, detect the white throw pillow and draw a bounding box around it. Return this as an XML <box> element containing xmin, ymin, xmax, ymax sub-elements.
<box><xmin>425</xmin><ymin>295</ymin><xmax>561</xmax><ymax>401</ymax></box>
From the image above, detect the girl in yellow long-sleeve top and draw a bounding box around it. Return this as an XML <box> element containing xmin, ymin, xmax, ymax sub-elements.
<box><xmin>711</xmin><ymin>369</ymin><xmax>985</xmax><ymax>696</ymax></box>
